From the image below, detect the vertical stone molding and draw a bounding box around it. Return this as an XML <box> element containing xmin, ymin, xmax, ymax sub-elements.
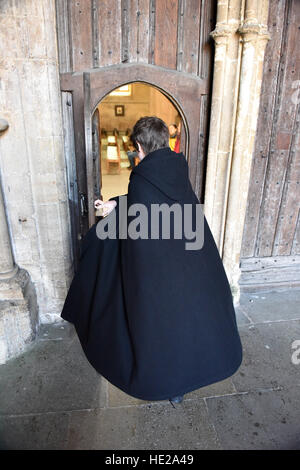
<box><xmin>0</xmin><ymin>134</ymin><xmax>38</xmax><ymax>364</ymax></box>
<box><xmin>0</xmin><ymin>164</ymin><xmax>16</xmax><ymax>279</ymax></box>
<box><xmin>204</xmin><ymin>0</ymin><xmax>270</xmax><ymax>299</ymax></box>
<box><xmin>204</xmin><ymin>0</ymin><xmax>242</xmax><ymax>252</ymax></box>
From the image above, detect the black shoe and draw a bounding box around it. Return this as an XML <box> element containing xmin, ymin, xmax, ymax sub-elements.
<box><xmin>169</xmin><ymin>395</ymin><xmax>184</xmax><ymax>404</ymax></box>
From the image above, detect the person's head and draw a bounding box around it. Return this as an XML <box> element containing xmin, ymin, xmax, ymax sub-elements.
<box><xmin>130</xmin><ymin>116</ymin><xmax>169</xmax><ymax>160</ymax></box>
<box><xmin>168</xmin><ymin>124</ymin><xmax>177</xmax><ymax>136</ymax></box>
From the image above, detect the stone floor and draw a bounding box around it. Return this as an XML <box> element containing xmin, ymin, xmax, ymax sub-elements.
<box><xmin>1</xmin><ymin>288</ymin><xmax>300</xmax><ymax>450</ymax></box>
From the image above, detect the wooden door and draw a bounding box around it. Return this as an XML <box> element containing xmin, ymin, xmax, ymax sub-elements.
<box><xmin>239</xmin><ymin>0</ymin><xmax>300</xmax><ymax>290</ymax></box>
<box><xmin>56</xmin><ymin>0</ymin><xmax>216</xmax><ymax>266</ymax></box>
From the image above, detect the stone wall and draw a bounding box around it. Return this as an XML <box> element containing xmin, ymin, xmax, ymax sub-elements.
<box><xmin>0</xmin><ymin>0</ymin><xmax>73</xmax><ymax>363</ymax></box>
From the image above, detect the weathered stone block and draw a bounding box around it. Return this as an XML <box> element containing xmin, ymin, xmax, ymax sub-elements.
<box><xmin>0</xmin><ymin>267</ymin><xmax>38</xmax><ymax>364</ymax></box>
<box><xmin>26</xmin><ymin>15</ymin><xmax>47</xmax><ymax>59</ymax></box>
<box><xmin>27</xmin><ymin>136</ymin><xmax>56</xmax><ymax>174</ymax></box>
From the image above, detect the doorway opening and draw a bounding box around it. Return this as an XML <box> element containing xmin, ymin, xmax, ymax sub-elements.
<box><xmin>94</xmin><ymin>82</ymin><xmax>187</xmax><ymax>201</ymax></box>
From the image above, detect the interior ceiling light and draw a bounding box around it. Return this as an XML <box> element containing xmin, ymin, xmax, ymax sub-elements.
<box><xmin>109</xmin><ymin>84</ymin><xmax>132</xmax><ymax>96</ymax></box>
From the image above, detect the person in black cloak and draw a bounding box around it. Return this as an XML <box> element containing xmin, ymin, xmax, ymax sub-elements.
<box><xmin>61</xmin><ymin>116</ymin><xmax>243</xmax><ymax>404</ymax></box>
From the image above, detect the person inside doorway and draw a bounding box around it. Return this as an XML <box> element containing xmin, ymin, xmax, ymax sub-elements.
<box><xmin>61</xmin><ymin>116</ymin><xmax>243</xmax><ymax>405</ymax></box>
<box><xmin>168</xmin><ymin>123</ymin><xmax>180</xmax><ymax>153</ymax></box>
<box><xmin>126</xmin><ymin>141</ymin><xmax>138</xmax><ymax>170</ymax></box>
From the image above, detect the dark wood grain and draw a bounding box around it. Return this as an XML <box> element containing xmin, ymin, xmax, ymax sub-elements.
<box><xmin>240</xmin><ymin>0</ymin><xmax>300</xmax><ymax>289</ymax></box>
<box><xmin>69</xmin><ymin>0</ymin><xmax>93</xmax><ymax>71</ymax></box>
<box><xmin>180</xmin><ymin>0</ymin><xmax>201</xmax><ymax>75</ymax></box>
<box><xmin>154</xmin><ymin>0</ymin><xmax>178</xmax><ymax>69</ymax></box>
<box><xmin>97</xmin><ymin>0</ymin><xmax>122</xmax><ymax>66</ymax></box>
<box><xmin>255</xmin><ymin>0</ymin><xmax>299</xmax><ymax>258</ymax></box>
<box><xmin>241</xmin><ymin>0</ymin><xmax>292</xmax><ymax>258</ymax></box>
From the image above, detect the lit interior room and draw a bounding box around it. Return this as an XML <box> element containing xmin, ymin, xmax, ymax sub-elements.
<box><xmin>96</xmin><ymin>82</ymin><xmax>182</xmax><ymax>201</ymax></box>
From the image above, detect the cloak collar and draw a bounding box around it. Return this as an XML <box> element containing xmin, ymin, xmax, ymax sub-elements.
<box><xmin>130</xmin><ymin>147</ymin><xmax>189</xmax><ymax>201</ymax></box>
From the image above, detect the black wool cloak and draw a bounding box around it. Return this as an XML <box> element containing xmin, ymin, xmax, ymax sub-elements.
<box><xmin>61</xmin><ymin>147</ymin><xmax>243</xmax><ymax>401</ymax></box>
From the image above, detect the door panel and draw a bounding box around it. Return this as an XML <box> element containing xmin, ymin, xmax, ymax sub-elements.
<box><xmin>60</xmin><ymin>91</ymin><xmax>81</xmax><ymax>269</ymax></box>
<box><xmin>83</xmin><ymin>72</ymin><xmax>101</xmax><ymax>228</ymax></box>
<box><xmin>92</xmin><ymin>108</ymin><xmax>101</xmax><ymax>202</ymax></box>
<box><xmin>83</xmin><ymin>72</ymin><xmax>95</xmax><ymax>227</ymax></box>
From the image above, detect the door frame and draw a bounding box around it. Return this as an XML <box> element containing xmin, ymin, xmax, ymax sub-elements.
<box><xmin>60</xmin><ymin>62</ymin><xmax>210</xmax><ymax>256</ymax></box>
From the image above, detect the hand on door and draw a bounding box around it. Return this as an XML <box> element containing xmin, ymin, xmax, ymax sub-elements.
<box><xmin>94</xmin><ymin>199</ymin><xmax>117</xmax><ymax>217</ymax></box>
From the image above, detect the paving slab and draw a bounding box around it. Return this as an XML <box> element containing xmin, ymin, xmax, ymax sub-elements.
<box><xmin>184</xmin><ymin>377</ymin><xmax>236</xmax><ymax>399</ymax></box>
<box><xmin>0</xmin><ymin>334</ymin><xmax>107</xmax><ymax>415</ymax></box>
<box><xmin>205</xmin><ymin>386</ymin><xmax>300</xmax><ymax>450</ymax></box>
<box><xmin>0</xmin><ymin>411</ymin><xmax>70</xmax><ymax>450</ymax></box>
<box><xmin>239</xmin><ymin>289</ymin><xmax>300</xmax><ymax>323</ymax></box>
<box><xmin>37</xmin><ymin>321</ymin><xmax>75</xmax><ymax>341</ymax></box>
<box><xmin>107</xmin><ymin>381</ymin><xmax>153</xmax><ymax>407</ymax></box>
<box><xmin>234</xmin><ymin>306</ymin><xmax>252</xmax><ymax>326</ymax></box>
<box><xmin>66</xmin><ymin>400</ymin><xmax>221</xmax><ymax>450</ymax></box>
<box><xmin>232</xmin><ymin>320</ymin><xmax>300</xmax><ymax>392</ymax></box>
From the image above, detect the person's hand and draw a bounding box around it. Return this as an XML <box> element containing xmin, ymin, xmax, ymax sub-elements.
<box><xmin>94</xmin><ymin>199</ymin><xmax>117</xmax><ymax>217</ymax></box>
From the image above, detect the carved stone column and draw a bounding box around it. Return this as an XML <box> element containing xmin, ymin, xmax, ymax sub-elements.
<box><xmin>0</xmin><ymin>193</ymin><xmax>17</xmax><ymax>281</ymax></box>
<box><xmin>222</xmin><ymin>1</ymin><xmax>271</xmax><ymax>296</ymax></box>
<box><xmin>0</xmin><ymin>121</ymin><xmax>18</xmax><ymax>283</ymax></box>
<box><xmin>0</xmin><ymin>122</ymin><xmax>38</xmax><ymax>363</ymax></box>
<box><xmin>204</xmin><ymin>1</ymin><xmax>242</xmax><ymax>252</ymax></box>
<box><xmin>204</xmin><ymin>0</ymin><xmax>270</xmax><ymax>300</ymax></box>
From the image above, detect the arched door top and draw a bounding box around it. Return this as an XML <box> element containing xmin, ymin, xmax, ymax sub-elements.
<box><xmin>87</xmin><ymin>63</ymin><xmax>208</xmax><ymax>114</ymax></box>
<box><xmin>61</xmin><ymin>62</ymin><xmax>209</xmax><ymax>201</ymax></box>
<box><xmin>60</xmin><ymin>61</ymin><xmax>211</xmax><ymax>247</ymax></box>
<box><xmin>61</xmin><ymin>63</ymin><xmax>208</xmax><ymax>112</ymax></box>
